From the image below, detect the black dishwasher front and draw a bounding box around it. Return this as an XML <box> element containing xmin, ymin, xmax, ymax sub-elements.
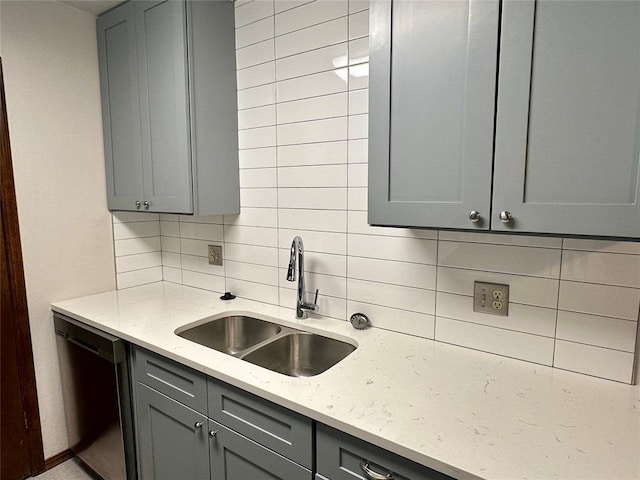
<box><xmin>54</xmin><ymin>313</ymin><xmax>136</xmax><ymax>480</ymax></box>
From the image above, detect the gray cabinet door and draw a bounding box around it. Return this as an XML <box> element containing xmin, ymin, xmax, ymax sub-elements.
<box><xmin>135</xmin><ymin>383</ymin><xmax>210</xmax><ymax>480</ymax></box>
<box><xmin>209</xmin><ymin>419</ymin><xmax>312</xmax><ymax>480</ymax></box>
<box><xmin>135</xmin><ymin>0</ymin><xmax>193</xmax><ymax>214</ymax></box>
<box><xmin>97</xmin><ymin>3</ymin><xmax>144</xmax><ymax>212</ymax></box>
<box><xmin>493</xmin><ymin>0</ymin><xmax>640</xmax><ymax>237</ymax></box>
<box><xmin>368</xmin><ymin>0</ymin><xmax>500</xmax><ymax>230</ymax></box>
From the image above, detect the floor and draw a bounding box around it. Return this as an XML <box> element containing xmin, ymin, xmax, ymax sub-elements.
<box><xmin>33</xmin><ymin>459</ymin><xmax>95</xmax><ymax>480</ymax></box>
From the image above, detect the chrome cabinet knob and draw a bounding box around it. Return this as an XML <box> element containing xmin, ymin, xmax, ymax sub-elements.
<box><xmin>135</xmin><ymin>201</ymin><xmax>141</xmax><ymax>209</ymax></box>
<box><xmin>209</xmin><ymin>430</ymin><xmax>218</xmax><ymax>437</ymax></box>
<box><xmin>143</xmin><ymin>201</ymin><xmax>150</xmax><ymax>210</ymax></box>
<box><xmin>499</xmin><ymin>211</ymin><xmax>512</xmax><ymax>223</ymax></box>
<box><xmin>468</xmin><ymin>211</ymin><xmax>481</xmax><ymax>223</ymax></box>
<box><xmin>194</xmin><ymin>422</ymin><xmax>203</xmax><ymax>429</ymax></box>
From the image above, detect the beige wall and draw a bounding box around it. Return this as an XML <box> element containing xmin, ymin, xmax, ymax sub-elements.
<box><xmin>1</xmin><ymin>0</ymin><xmax>116</xmax><ymax>457</ymax></box>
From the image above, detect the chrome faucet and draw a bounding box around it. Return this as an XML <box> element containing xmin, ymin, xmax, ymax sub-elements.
<box><xmin>287</xmin><ymin>236</ymin><xmax>319</xmax><ymax>319</ymax></box>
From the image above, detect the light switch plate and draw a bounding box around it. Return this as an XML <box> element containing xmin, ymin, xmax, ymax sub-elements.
<box><xmin>474</xmin><ymin>281</ymin><xmax>509</xmax><ymax>316</ymax></box>
<box><xmin>208</xmin><ymin>245</ymin><xmax>223</xmax><ymax>266</ymax></box>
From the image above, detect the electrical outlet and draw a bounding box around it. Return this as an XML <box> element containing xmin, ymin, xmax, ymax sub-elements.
<box><xmin>473</xmin><ymin>281</ymin><xmax>509</xmax><ymax>316</ymax></box>
<box><xmin>208</xmin><ymin>245</ymin><xmax>223</xmax><ymax>266</ymax></box>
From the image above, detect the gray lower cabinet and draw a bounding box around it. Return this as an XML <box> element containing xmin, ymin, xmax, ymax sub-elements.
<box><xmin>97</xmin><ymin>0</ymin><xmax>239</xmax><ymax>215</ymax></box>
<box><xmin>132</xmin><ymin>346</ymin><xmax>447</xmax><ymax>480</ymax></box>
<box><xmin>316</xmin><ymin>424</ymin><xmax>452</xmax><ymax>480</ymax></box>
<box><xmin>369</xmin><ymin>0</ymin><xmax>640</xmax><ymax>238</ymax></box>
<box><xmin>135</xmin><ymin>383</ymin><xmax>210</xmax><ymax>480</ymax></box>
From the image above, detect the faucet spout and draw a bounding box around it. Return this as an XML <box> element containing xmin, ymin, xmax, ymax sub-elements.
<box><xmin>286</xmin><ymin>236</ymin><xmax>319</xmax><ymax>319</ymax></box>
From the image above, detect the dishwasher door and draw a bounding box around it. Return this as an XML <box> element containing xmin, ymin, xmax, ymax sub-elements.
<box><xmin>54</xmin><ymin>314</ymin><xmax>136</xmax><ymax>480</ymax></box>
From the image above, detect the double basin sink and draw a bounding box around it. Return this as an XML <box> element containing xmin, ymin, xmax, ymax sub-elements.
<box><xmin>175</xmin><ymin>315</ymin><xmax>356</xmax><ymax>377</ymax></box>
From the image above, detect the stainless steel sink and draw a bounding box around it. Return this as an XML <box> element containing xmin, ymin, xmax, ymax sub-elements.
<box><xmin>176</xmin><ymin>315</ymin><xmax>356</xmax><ymax>376</ymax></box>
<box><xmin>176</xmin><ymin>315</ymin><xmax>281</xmax><ymax>355</ymax></box>
<box><xmin>242</xmin><ymin>332</ymin><xmax>356</xmax><ymax>377</ymax></box>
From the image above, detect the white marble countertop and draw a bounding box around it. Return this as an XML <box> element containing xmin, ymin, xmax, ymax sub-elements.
<box><xmin>51</xmin><ymin>282</ymin><xmax>640</xmax><ymax>480</ymax></box>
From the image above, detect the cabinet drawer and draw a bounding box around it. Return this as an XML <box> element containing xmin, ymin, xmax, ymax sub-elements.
<box><xmin>208</xmin><ymin>378</ymin><xmax>312</xmax><ymax>468</ymax></box>
<box><xmin>134</xmin><ymin>347</ymin><xmax>206</xmax><ymax>413</ymax></box>
<box><xmin>316</xmin><ymin>424</ymin><xmax>452</xmax><ymax>480</ymax></box>
<box><xmin>209</xmin><ymin>418</ymin><xmax>312</xmax><ymax>480</ymax></box>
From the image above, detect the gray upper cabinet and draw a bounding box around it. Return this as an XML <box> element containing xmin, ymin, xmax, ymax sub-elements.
<box><xmin>492</xmin><ymin>0</ymin><xmax>640</xmax><ymax>237</ymax></box>
<box><xmin>97</xmin><ymin>0</ymin><xmax>240</xmax><ymax>216</ymax></box>
<box><xmin>369</xmin><ymin>0</ymin><xmax>640</xmax><ymax>238</ymax></box>
<box><xmin>368</xmin><ymin>0</ymin><xmax>500</xmax><ymax>230</ymax></box>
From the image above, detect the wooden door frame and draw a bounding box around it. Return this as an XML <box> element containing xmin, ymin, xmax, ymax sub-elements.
<box><xmin>1</xmin><ymin>57</ymin><xmax>46</xmax><ymax>476</ymax></box>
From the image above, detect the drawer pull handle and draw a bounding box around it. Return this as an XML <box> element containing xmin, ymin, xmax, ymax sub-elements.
<box><xmin>209</xmin><ymin>430</ymin><xmax>218</xmax><ymax>437</ymax></box>
<box><xmin>360</xmin><ymin>462</ymin><xmax>394</xmax><ymax>480</ymax></box>
<box><xmin>194</xmin><ymin>422</ymin><xmax>203</xmax><ymax>429</ymax></box>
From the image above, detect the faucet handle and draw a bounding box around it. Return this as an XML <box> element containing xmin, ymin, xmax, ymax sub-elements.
<box><xmin>313</xmin><ymin>289</ymin><xmax>319</xmax><ymax>305</ymax></box>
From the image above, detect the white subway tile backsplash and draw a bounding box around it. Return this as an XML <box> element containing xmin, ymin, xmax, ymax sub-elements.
<box><xmin>348</xmin><ymin>234</ymin><xmax>437</xmax><ymax>265</ymax></box>
<box><xmin>238</xmin><ymin>105</ymin><xmax>276</xmax><ymax>130</ymax></box>
<box><xmin>436</xmin><ymin>292</ymin><xmax>557</xmax><ymax>338</ymax></box>
<box><xmin>561</xmin><ymin>250</ymin><xmax>640</xmax><ymax>288</ymax></box>
<box><xmin>115</xmin><ymin>252</ymin><xmax>162</xmax><ymax>273</ymax></box>
<box><xmin>276</xmin><ymin>43</ymin><xmax>348</xmax><ymax>81</ymax></box>
<box><xmin>348</xmin><ymin>36</ymin><xmax>369</xmax><ymax>64</ymax></box>
<box><xmin>239</xmin><ymin>167</ymin><xmax>278</xmax><ymax>188</ymax></box>
<box><xmin>438</xmin><ymin>241</ymin><xmax>562</xmax><ymax>278</ymax></box>
<box><xmin>275</xmin><ymin>0</ymin><xmax>348</xmax><ymax>36</ymax></box>
<box><xmin>562</xmin><ymin>238</ymin><xmax>640</xmax><ymax>255</ymax></box>
<box><xmin>241</xmin><ymin>188</ymin><xmax>278</xmax><ymax>208</ymax></box>
<box><xmin>348</xmin><ymin>8</ymin><xmax>369</xmax><ymax>39</ymax></box>
<box><xmin>224</xmin><ymin>225</ymin><xmax>278</xmax><ymax>247</ymax></box>
<box><xmin>278</xmin><ymin>141</ymin><xmax>347</xmax><ymax>166</ymax></box>
<box><xmin>225</xmin><ymin>207</ymin><xmax>278</xmax><ymax>228</ymax></box>
<box><xmin>347</xmin><ymin>187</ymin><xmax>367</xmax><ymax>211</ymax></box>
<box><xmin>238</xmin><ymin>125</ymin><xmax>277</xmax><ymax>149</ymax></box>
<box><xmin>436</xmin><ymin>266</ymin><xmax>560</xmax><ymax>309</ymax></box>
<box><xmin>113</xmin><ymin>221</ymin><xmax>160</xmax><ymax>240</ymax></box>
<box><xmin>348</xmin><ymin>89</ymin><xmax>368</xmax><ymax>115</ymax></box>
<box><xmin>277</xmin><ymin>117</ymin><xmax>347</xmax><ymax>145</ymax></box>
<box><xmin>276</xmin><ymin>69</ymin><xmax>347</xmax><ymax>102</ymax></box>
<box><xmin>235</xmin><ymin>0</ymin><xmax>275</xmax><ymax>29</ymax></box>
<box><xmin>348</xmin><ymin>301</ymin><xmax>435</xmax><ymax>339</ymax></box>
<box><xmin>237</xmin><ymin>62</ymin><xmax>276</xmax><ymax>90</ymax></box>
<box><xmin>278</xmin><ymin>228</ymin><xmax>346</xmax><ymax>255</ymax></box>
<box><xmin>278</xmin><ymin>165</ymin><xmax>347</xmax><ymax>188</ymax></box>
<box><xmin>279</xmin><ymin>208</ymin><xmax>347</xmax><ymax>232</ymax></box>
<box><xmin>225</xmin><ymin>243</ymin><xmax>278</xmax><ymax>266</ymax></box>
<box><xmin>182</xmin><ymin>270</ymin><xmax>225</xmax><ymax>293</ymax></box>
<box><xmin>236</xmin><ymin>17</ymin><xmax>274</xmax><ymax>49</ymax></box>
<box><xmin>117</xmin><ymin>267</ymin><xmax>163</xmax><ymax>290</ymax></box>
<box><xmin>348</xmin><ymin>113</ymin><xmax>368</xmax><ymax>139</ymax></box>
<box><xmin>347</xmin><ymin>138</ymin><xmax>368</xmax><ymax>163</ymax></box>
<box><xmin>226</xmin><ymin>260</ymin><xmax>279</xmax><ymax>286</ymax></box>
<box><xmin>347</xmin><ymin>163</ymin><xmax>367</xmax><ymax>187</ymax></box>
<box><xmin>236</xmin><ymin>39</ymin><xmax>275</xmax><ymax>70</ymax></box>
<box><xmin>554</xmin><ymin>340</ymin><xmax>635</xmax><ymax>384</ymax></box>
<box><xmin>436</xmin><ymin>317</ymin><xmax>555</xmax><ymax>365</ymax></box>
<box><xmin>113</xmin><ymin>2</ymin><xmax>640</xmax><ymax>385</ymax></box>
<box><xmin>278</xmin><ymin>187</ymin><xmax>348</xmax><ymax>210</ymax></box>
<box><xmin>277</xmin><ymin>92</ymin><xmax>347</xmax><ymax>124</ymax></box>
<box><xmin>348</xmin><ymin>256</ymin><xmax>436</xmax><ymax>290</ymax></box>
<box><xmin>278</xmin><ymin>248</ymin><xmax>346</xmax><ymax>277</ymax></box>
<box><xmin>114</xmin><ymin>237</ymin><xmax>161</xmax><ymax>257</ymax></box>
<box><xmin>556</xmin><ymin>311</ymin><xmax>637</xmax><ymax>352</ymax></box>
<box><xmin>348</xmin><ymin>278</ymin><xmax>435</xmax><ymax>315</ymax></box>
<box><xmin>239</xmin><ymin>147</ymin><xmax>277</xmax><ymax>169</ymax></box>
<box><xmin>228</xmin><ymin>278</ymin><xmax>279</xmax><ymax>305</ymax></box>
<box><xmin>275</xmin><ymin>16</ymin><xmax>347</xmax><ymax>58</ymax></box>
<box><xmin>238</xmin><ymin>83</ymin><xmax>276</xmax><ymax>110</ymax></box>
<box><xmin>179</xmin><ymin>223</ymin><xmax>223</xmax><ymax>242</ymax></box>
<box><xmin>558</xmin><ymin>281</ymin><xmax>640</xmax><ymax>321</ymax></box>
<box><xmin>275</xmin><ymin>1</ymin><xmax>315</xmax><ymax>15</ymax></box>
<box><xmin>279</xmin><ymin>269</ymin><xmax>347</xmax><ymax>299</ymax></box>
